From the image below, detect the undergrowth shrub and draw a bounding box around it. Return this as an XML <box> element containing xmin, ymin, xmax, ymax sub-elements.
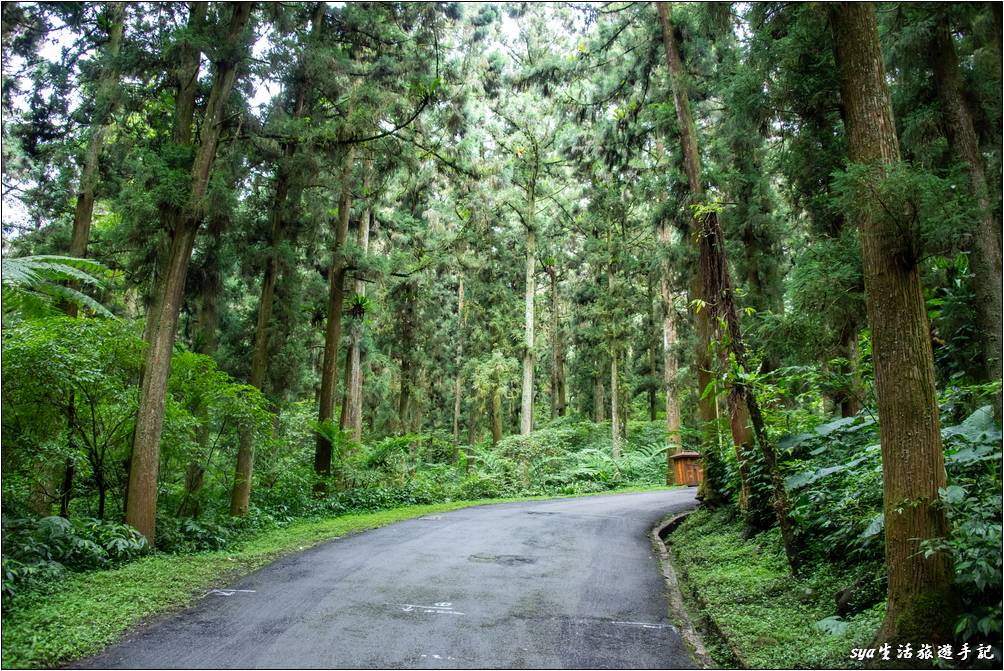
<box><xmin>780</xmin><ymin>403</ymin><xmax>1002</xmax><ymax>642</ymax></box>
<box><xmin>1</xmin><ymin>515</ymin><xmax>148</xmax><ymax>601</ymax></box>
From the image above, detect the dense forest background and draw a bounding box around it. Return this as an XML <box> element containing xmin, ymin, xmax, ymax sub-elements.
<box><xmin>1</xmin><ymin>0</ymin><xmax>1001</xmax><ymax>659</ymax></box>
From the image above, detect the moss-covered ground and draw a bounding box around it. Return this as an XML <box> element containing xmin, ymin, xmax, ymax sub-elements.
<box><xmin>669</xmin><ymin>507</ymin><xmax>883</xmax><ymax>669</ymax></box>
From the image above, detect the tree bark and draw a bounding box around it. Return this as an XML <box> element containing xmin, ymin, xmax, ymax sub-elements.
<box><xmin>126</xmin><ymin>2</ymin><xmax>251</xmax><ymax>545</ymax></box>
<box><xmin>659</xmin><ymin>219</ymin><xmax>683</xmax><ymax>484</ymax></box>
<box><xmin>548</xmin><ymin>266</ymin><xmax>567</xmax><ymax>419</ymax></box>
<box><xmin>930</xmin><ymin>15</ymin><xmax>1003</xmax><ymax>395</ymax></box>
<box><xmin>656</xmin><ymin>2</ymin><xmax>719</xmax><ymax>477</ymax></box>
<box><xmin>658</xmin><ymin>2</ymin><xmax>777</xmax><ymax>526</ymax></box>
<box><xmin>59</xmin><ymin>454</ymin><xmax>74</xmax><ymax>517</ymax></box>
<box><xmin>490</xmin><ymin>388</ymin><xmax>503</xmax><ymax>445</ymax></box>
<box><xmin>338</xmin><ymin>346</ymin><xmax>352</xmax><ymax>428</ymax></box>
<box><xmin>838</xmin><ymin>324</ymin><xmax>861</xmax><ymax>418</ymax></box>
<box><xmin>646</xmin><ymin>277</ymin><xmax>658</xmax><ymax>421</ymax></box>
<box><xmin>452</xmin><ymin>272</ymin><xmax>465</xmax><ymax>462</ymax></box>
<box><xmin>700</xmin><ymin>205</ymin><xmax>799</xmax><ymax>567</ymax></box>
<box><xmin>594</xmin><ymin>372</ymin><xmax>606</xmax><ymax>423</ymax></box>
<box><xmin>831</xmin><ymin>1</ymin><xmax>954</xmax><ymax>642</ymax></box>
<box><xmin>611</xmin><ymin>349</ymin><xmax>621</xmax><ymax>459</ymax></box>
<box><xmin>315</xmin><ymin>146</ymin><xmax>356</xmax><ymax>478</ymax></box>
<box><xmin>520</xmin><ymin>226</ymin><xmax>536</xmax><ymax>435</ymax></box>
<box><xmin>346</xmin><ymin>187</ymin><xmax>372</xmax><ymax>444</ymax></box>
<box><xmin>67</xmin><ymin>2</ymin><xmax>125</xmax><ymax>275</ymax></box>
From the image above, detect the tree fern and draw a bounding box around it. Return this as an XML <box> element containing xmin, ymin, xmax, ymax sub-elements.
<box><xmin>2</xmin><ymin>255</ymin><xmax>113</xmax><ymax>319</ymax></box>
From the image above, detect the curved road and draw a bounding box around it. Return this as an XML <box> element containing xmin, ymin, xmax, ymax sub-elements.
<box><xmin>78</xmin><ymin>489</ymin><xmax>698</xmax><ymax>669</ymax></box>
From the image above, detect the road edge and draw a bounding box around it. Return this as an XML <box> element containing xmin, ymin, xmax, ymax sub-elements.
<box><xmin>650</xmin><ymin>508</ymin><xmax>715</xmax><ymax>669</ymax></box>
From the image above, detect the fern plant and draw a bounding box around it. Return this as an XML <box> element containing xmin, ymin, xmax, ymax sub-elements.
<box><xmin>1</xmin><ymin>255</ymin><xmax>113</xmax><ymax>318</ymax></box>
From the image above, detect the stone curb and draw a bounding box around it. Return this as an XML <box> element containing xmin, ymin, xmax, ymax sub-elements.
<box><xmin>651</xmin><ymin>509</ymin><xmax>716</xmax><ymax>669</ymax></box>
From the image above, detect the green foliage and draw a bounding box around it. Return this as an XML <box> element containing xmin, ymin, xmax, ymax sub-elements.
<box><xmin>924</xmin><ymin>405</ymin><xmax>1003</xmax><ymax>641</ymax></box>
<box><xmin>2</xmin><ymin>0</ymin><xmax>1002</xmax><ymax>662</ymax></box>
<box><xmin>2</xmin><ymin>515</ymin><xmax>148</xmax><ymax>600</ymax></box>
<box><xmin>1</xmin><ymin>317</ymin><xmax>270</xmax><ymax>523</ymax></box>
<box><xmin>671</xmin><ymin>508</ymin><xmax>883</xmax><ymax>669</ymax></box>
<box><xmin>779</xmin><ymin>402</ymin><xmax>1002</xmax><ymax>642</ymax></box>
<box><xmin>832</xmin><ymin>161</ymin><xmax>978</xmax><ymax>265</ymax></box>
<box><xmin>1</xmin><ymin>255</ymin><xmax>113</xmax><ymax>320</ymax></box>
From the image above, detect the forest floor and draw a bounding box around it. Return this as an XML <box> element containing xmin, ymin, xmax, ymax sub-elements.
<box><xmin>1</xmin><ymin>485</ymin><xmax>684</xmax><ymax>669</ymax></box>
<box><xmin>668</xmin><ymin>508</ymin><xmax>883</xmax><ymax>669</ymax></box>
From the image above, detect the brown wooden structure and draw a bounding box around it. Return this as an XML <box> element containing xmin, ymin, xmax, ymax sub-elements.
<box><xmin>670</xmin><ymin>451</ymin><xmax>703</xmax><ymax>487</ymax></box>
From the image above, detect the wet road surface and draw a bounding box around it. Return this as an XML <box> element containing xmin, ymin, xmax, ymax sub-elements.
<box><xmin>76</xmin><ymin>489</ymin><xmax>699</xmax><ymax>669</ymax></box>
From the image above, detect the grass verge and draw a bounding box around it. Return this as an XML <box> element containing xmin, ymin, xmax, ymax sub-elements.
<box><xmin>668</xmin><ymin>507</ymin><xmax>883</xmax><ymax>669</ymax></box>
<box><xmin>1</xmin><ymin>485</ymin><xmax>676</xmax><ymax>669</ymax></box>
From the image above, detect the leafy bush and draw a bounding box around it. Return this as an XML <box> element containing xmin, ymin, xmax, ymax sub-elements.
<box><xmin>924</xmin><ymin>405</ymin><xmax>1003</xmax><ymax>641</ymax></box>
<box><xmin>781</xmin><ymin>403</ymin><xmax>1002</xmax><ymax>642</ymax></box>
<box><xmin>2</xmin><ymin>515</ymin><xmax>148</xmax><ymax>601</ymax></box>
<box><xmin>155</xmin><ymin>516</ymin><xmax>236</xmax><ymax>554</ymax></box>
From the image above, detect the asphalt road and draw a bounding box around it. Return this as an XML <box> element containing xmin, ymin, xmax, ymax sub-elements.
<box><xmin>77</xmin><ymin>489</ymin><xmax>699</xmax><ymax>669</ymax></box>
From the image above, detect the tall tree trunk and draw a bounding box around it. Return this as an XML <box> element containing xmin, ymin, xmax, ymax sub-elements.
<box><xmin>346</xmin><ymin>188</ymin><xmax>372</xmax><ymax>444</ymax></box>
<box><xmin>659</xmin><ymin>219</ymin><xmax>683</xmax><ymax>484</ymax></box>
<box><xmin>658</xmin><ymin>2</ymin><xmax>772</xmax><ymax>529</ymax></box>
<box><xmin>178</xmin><ymin>219</ymin><xmax>224</xmax><ymax>519</ymax></box>
<box><xmin>621</xmin><ymin>345</ymin><xmax>630</xmax><ymax>440</ymax></box>
<box><xmin>831</xmin><ymin>1</ymin><xmax>953</xmax><ymax>642</ymax></box>
<box><xmin>398</xmin><ymin>360</ymin><xmax>412</xmax><ymax>435</ymax></box>
<box><xmin>930</xmin><ymin>15</ymin><xmax>1003</xmax><ymax>397</ymax></box>
<box><xmin>452</xmin><ymin>272</ymin><xmax>465</xmax><ymax>462</ymax></box>
<box><xmin>466</xmin><ymin>405</ymin><xmax>478</xmax><ymax>474</ymax></box>
<box><xmin>490</xmin><ymin>388</ymin><xmax>503</xmax><ymax>445</ymax></box>
<box><xmin>315</xmin><ymin>146</ymin><xmax>356</xmax><ymax>479</ymax></box>
<box><xmin>838</xmin><ymin>324</ymin><xmax>861</xmax><ymax>418</ymax></box>
<box><xmin>548</xmin><ymin>267</ymin><xmax>567</xmax><ymax>419</ymax></box>
<box><xmin>611</xmin><ymin>349</ymin><xmax>621</xmax><ymax>459</ymax></box>
<box><xmin>700</xmin><ymin>205</ymin><xmax>799</xmax><ymax>568</ymax></box>
<box><xmin>520</xmin><ymin>225</ymin><xmax>536</xmax><ymax>435</ymax></box>
<box><xmin>67</xmin><ymin>1</ymin><xmax>125</xmax><ymax>273</ymax></box>
<box><xmin>338</xmin><ymin>332</ymin><xmax>353</xmax><ymax>429</ymax></box>
<box><xmin>59</xmin><ymin>453</ymin><xmax>74</xmax><ymax>517</ymax></box>
<box><xmin>646</xmin><ymin>277</ymin><xmax>658</xmax><ymax>421</ymax></box>
<box><xmin>231</xmin><ymin>221</ymin><xmax>279</xmax><ymax>513</ymax></box>
<box><xmin>656</xmin><ymin>2</ymin><xmax>719</xmax><ymax>485</ymax></box>
<box><xmin>126</xmin><ymin>2</ymin><xmax>251</xmax><ymax>545</ymax></box>
<box><xmin>594</xmin><ymin>372</ymin><xmax>606</xmax><ymax>423</ymax></box>
<box><xmin>608</xmin><ymin>261</ymin><xmax>622</xmax><ymax>457</ymax></box>
<box><xmin>127</xmin><ymin>222</ymin><xmax>199</xmax><ymax>542</ymax></box>
<box><xmin>395</xmin><ymin>281</ymin><xmax>416</xmax><ymax>436</ymax></box>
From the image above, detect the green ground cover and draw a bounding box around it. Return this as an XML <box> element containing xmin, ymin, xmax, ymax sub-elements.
<box><xmin>669</xmin><ymin>508</ymin><xmax>883</xmax><ymax>669</ymax></box>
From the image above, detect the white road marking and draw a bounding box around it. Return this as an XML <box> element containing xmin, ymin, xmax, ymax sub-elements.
<box><xmin>396</xmin><ymin>602</ymin><xmax>465</xmax><ymax>615</ymax></box>
<box><xmin>205</xmin><ymin>589</ymin><xmax>257</xmax><ymax>597</ymax></box>
<box><xmin>612</xmin><ymin>620</ymin><xmax>674</xmax><ymax>630</ymax></box>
